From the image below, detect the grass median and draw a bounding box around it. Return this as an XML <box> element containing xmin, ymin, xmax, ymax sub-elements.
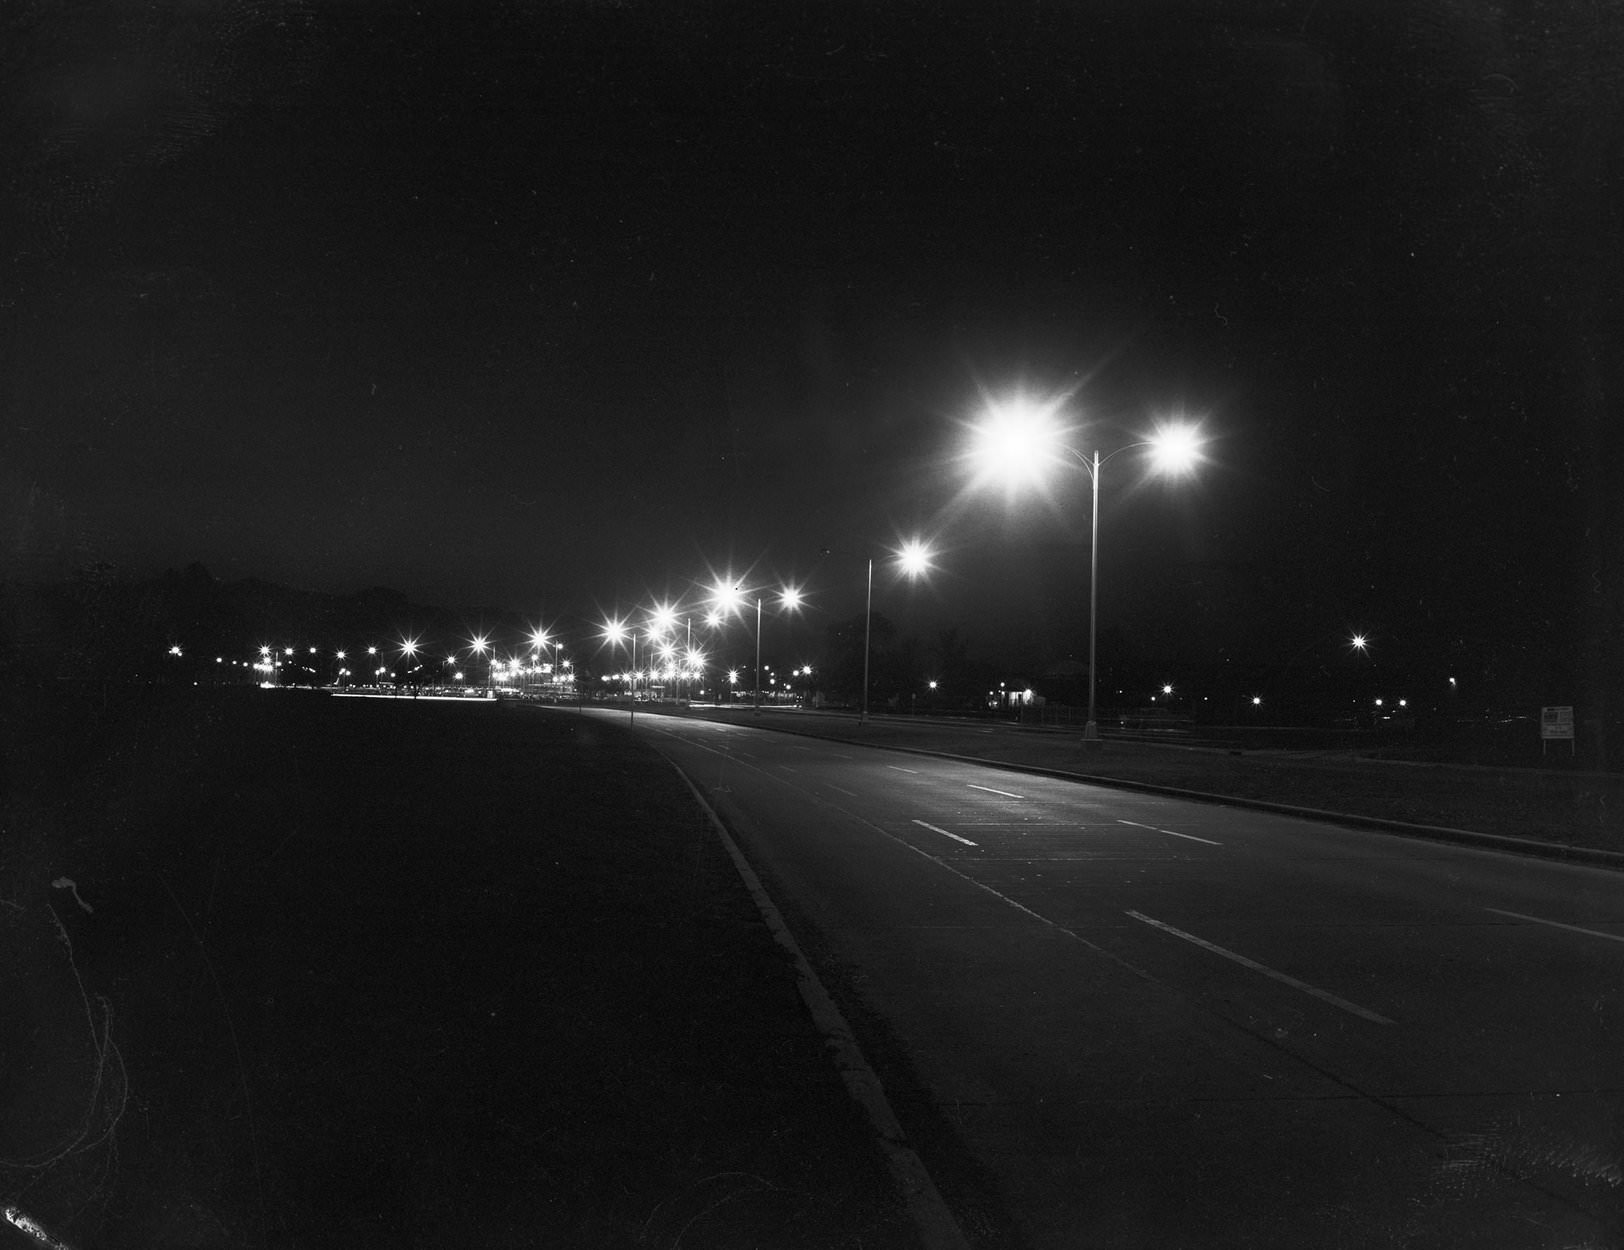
<box><xmin>650</xmin><ymin>706</ymin><xmax>1624</xmax><ymax>855</ymax></box>
<box><xmin>1</xmin><ymin>686</ymin><xmax>914</xmax><ymax>1249</ymax></box>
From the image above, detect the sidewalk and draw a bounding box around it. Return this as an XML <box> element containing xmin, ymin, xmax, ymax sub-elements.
<box><xmin>1</xmin><ymin>687</ymin><xmax>916</xmax><ymax>1249</ymax></box>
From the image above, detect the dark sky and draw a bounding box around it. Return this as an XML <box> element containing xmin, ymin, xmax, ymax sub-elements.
<box><xmin>3</xmin><ymin>1</ymin><xmax>1620</xmax><ymax>698</ymax></box>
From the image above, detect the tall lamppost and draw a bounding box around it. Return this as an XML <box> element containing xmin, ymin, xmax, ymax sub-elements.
<box><xmin>646</xmin><ymin>603</ymin><xmax>682</xmax><ymax>701</ymax></box>
<box><xmin>708</xmin><ymin>579</ymin><xmax>802</xmax><ymax>713</ymax></box>
<box><xmin>468</xmin><ymin>634</ymin><xmax>492</xmax><ymax>689</ymax></box>
<box><xmin>601</xmin><ymin>618</ymin><xmax>636</xmax><ymax>721</ymax></box>
<box><xmin>967</xmin><ymin>395</ymin><xmax>1202</xmax><ymax>746</ymax></box>
<box><xmin>530</xmin><ymin>625</ymin><xmax>558</xmax><ymax>698</ymax></box>
<box><xmin>756</xmin><ymin>587</ymin><xmax>802</xmax><ymax>712</ymax></box>
<box><xmin>400</xmin><ymin>638</ymin><xmax>420</xmax><ymax>696</ymax></box>
<box><xmin>861</xmin><ymin>539</ymin><xmax>933</xmax><ymax>724</ymax></box>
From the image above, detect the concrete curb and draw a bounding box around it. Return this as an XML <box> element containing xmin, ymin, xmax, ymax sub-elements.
<box><xmin>659</xmin><ymin>750</ymin><xmax>974</xmax><ymax>1250</ymax></box>
<box><xmin>921</xmin><ymin>747</ymin><xmax>1624</xmax><ymax>865</ymax></box>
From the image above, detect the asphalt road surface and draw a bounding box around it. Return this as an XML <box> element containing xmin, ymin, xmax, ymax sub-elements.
<box><xmin>618</xmin><ymin>709</ymin><xmax>1624</xmax><ymax>1249</ymax></box>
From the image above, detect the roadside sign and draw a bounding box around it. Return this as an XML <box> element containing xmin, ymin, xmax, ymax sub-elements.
<box><xmin>1541</xmin><ymin>706</ymin><xmax>1574</xmax><ymax>739</ymax></box>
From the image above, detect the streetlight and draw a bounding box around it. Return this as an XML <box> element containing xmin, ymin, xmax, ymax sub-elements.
<box><xmin>707</xmin><ymin>579</ymin><xmax>803</xmax><ymax>713</ymax></box>
<box><xmin>601</xmin><ymin>617</ymin><xmax>638</xmax><ymax>721</ymax></box>
<box><xmin>647</xmin><ymin>602</ymin><xmax>696</xmax><ymax>701</ymax></box>
<box><xmin>968</xmin><ymin>394</ymin><xmax>1203</xmax><ymax>746</ymax></box>
<box><xmin>861</xmin><ymin>539</ymin><xmax>933</xmax><ymax>723</ymax></box>
<box><xmin>469</xmin><ymin>634</ymin><xmax>492</xmax><ymax>688</ymax></box>
<box><xmin>530</xmin><ymin>625</ymin><xmax>564</xmax><ymax>698</ymax></box>
<box><xmin>400</xmin><ymin>638</ymin><xmax>420</xmax><ymax>695</ymax></box>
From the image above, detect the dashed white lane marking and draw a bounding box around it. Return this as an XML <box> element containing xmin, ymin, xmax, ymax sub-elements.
<box><xmin>1126</xmin><ymin>910</ymin><xmax>1395</xmax><ymax>1026</ymax></box>
<box><xmin>825</xmin><ymin>783</ymin><xmax>860</xmax><ymax>798</ymax></box>
<box><xmin>966</xmin><ymin>783</ymin><xmax>1024</xmax><ymax>799</ymax></box>
<box><xmin>887</xmin><ymin>765</ymin><xmax>920</xmax><ymax>774</ymax></box>
<box><xmin>912</xmin><ymin>819</ymin><xmax>977</xmax><ymax>847</ymax></box>
<box><xmin>1486</xmin><ymin>907</ymin><xmax>1624</xmax><ymax>946</ymax></box>
<box><xmin>1117</xmin><ymin>818</ymin><xmax>1223</xmax><ymax>847</ymax></box>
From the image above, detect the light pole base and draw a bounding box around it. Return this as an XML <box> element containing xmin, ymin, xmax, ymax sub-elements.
<box><xmin>1082</xmin><ymin>720</ymin><xmax>1102</xmax><ymax>750</ymax></box>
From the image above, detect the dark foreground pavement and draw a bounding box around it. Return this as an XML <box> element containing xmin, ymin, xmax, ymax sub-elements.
<box><xmin>1</xmin><ymin>686</ymin><xmax>916</xmax><ymax>1249</ymax></box>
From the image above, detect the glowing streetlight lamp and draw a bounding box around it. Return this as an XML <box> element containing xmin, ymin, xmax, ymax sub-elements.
<box><xmin>967</xmin><ymin>395</ymin><xmax>1204</xmax><ymax>746</ymax></box>
<box><xmin>468</xmin><ymin>634</ymin><xmax>492</xmax><ymax>688</ymax></box>
<box><xmin>529</xmin><ymin>625</ymin><xmax>564</xmax><ymax>697</ymax></box>
<box><xmin>601</xmin><ymin>617</ymin><xmax>639</xmax><ymax>719</ymax></box>
<box><xmin>649</xmin><ymin>604</ymin><xmax>678</xmax><ymax>639</ymax></box>
<box><xmin>399</xmin><ymin>638</ymin><xmax>420</xmax><ymax>694</ymax></box>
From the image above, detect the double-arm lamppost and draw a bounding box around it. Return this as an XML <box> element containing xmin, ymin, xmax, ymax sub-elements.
<box><xmin>709</xmin><ymin>579</ymin><xmax>803</xmax><ymax>713</ymax></box>
<box><xmin>968</xmin><ymin>395</ymin><xmax>1202</xmax><ymax>746</ymax></box>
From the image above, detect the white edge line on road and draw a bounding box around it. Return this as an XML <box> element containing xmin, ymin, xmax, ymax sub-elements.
<box><xmin>1118</xmin><ymin>818</ymin><xmax>1222</xmax><ymax>847</ymax></box>
<box><xmin>966</xmin><ymin>783</ymin><xmax>1024</xmax><ymax>799</ymax></box>
<box><xmin>912</xmin><ymin>819</ymin><xmax>977</xmax><ymax>847</ymax></box>
<box><xmin>660</xmin><ymin>756</ymin><xmax>974</xmax><ymax>1250</ymax></box>
<box><xmin>886</xmin><ymin>765</ymin><xmax>919</xmax><ymax>774</ymax></box>
<box><xmin>1126</xmin><ymin>910</ymin><xmax>1395</xmax><ymax>1026</ymax></box>
<box><xmin>1486</xmin><ymin>907</ymin><xmax>1624</xmax><ymax>945</ymax></box>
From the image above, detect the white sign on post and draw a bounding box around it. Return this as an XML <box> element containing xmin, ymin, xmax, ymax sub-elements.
<box><xmin>1541</xmin><ymin>705</ymin><xmax>1575</xmax><ymax>757</ymax></box>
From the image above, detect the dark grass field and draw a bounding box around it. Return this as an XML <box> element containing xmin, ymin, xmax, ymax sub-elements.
<box><xmin>1</xmin><ymin>686</ymin><xmax>917</xmax><ymax>1249</ymax></box>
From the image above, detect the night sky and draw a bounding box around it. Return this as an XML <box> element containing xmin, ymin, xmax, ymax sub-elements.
<box><xmin>4</xmin><ymin>2</ymin><xmax>1620</xmax><ymax>705</ymax></box>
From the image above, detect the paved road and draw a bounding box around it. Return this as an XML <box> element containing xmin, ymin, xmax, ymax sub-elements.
<box><xmin>623</xmin><ymin>710</ymin><xmax>1624</xmax><ymax>1249</ymax></box>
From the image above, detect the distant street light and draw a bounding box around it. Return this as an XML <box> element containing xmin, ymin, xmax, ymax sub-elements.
<box><xmin>601</xmin><ymin>617</ymin><xmax>638</xmax><ymax>721</ymax></box>
<box><xmin>399</xmin><ymin>638</ymin><xmax>420</xmax><ymax>694</ymax></box>
<box><xmin>706</xmin><ymin>579</ymin><xmax>804</xmax><ymax>712</ymax></box>
<box><xmin>861</xmin><ymin>540</ymin><xmax>934</xmax><ymax>723</ymax></box>
<box><xmin>649</xmin><ymin>603</ymin><xmax>678</xmax><ymax>639</ymax></box>
<box><xmin>967</xmin><ymin>394</ymin><xmax>1203</xmax><ymax>746</ymax></box>
<box><xmin>469</xmin><ymin>634</ymin><xmax>492</xmax><ymax>688</ymax></box>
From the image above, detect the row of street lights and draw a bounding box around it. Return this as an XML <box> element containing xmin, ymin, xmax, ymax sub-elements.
<box><xmin>587</xmin><ymin>397</ymin><xmax>1205</xmax><ymax>736</ymax></box>
<box><xmin>242</xmin><ymin>393</ymin><xmax>1207</xmax><ymax>740</ymax></box>
<box><xmin>597</xmin><ymin>538</ymin><xmax>936</xmax><ymax>719</ymax></box>
<box><xmin>253</xmin><ymin>634</ymin><xmax>575</xmax><ymax>693</ymax></box>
